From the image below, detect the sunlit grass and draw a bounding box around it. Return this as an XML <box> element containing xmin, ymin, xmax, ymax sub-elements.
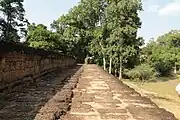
<box><xmin>123</xmin><ymin>78</ymin><xmax>180</xmax><ymax>119</ymax></box>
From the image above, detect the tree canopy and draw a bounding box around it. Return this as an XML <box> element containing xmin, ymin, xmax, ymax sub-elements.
<box><xmin>1</xmin><ymin>0</ymin><xmax>179</xmax><ymax>80</ymax></box>
<box><xmin>142</xmin><ymin>30</ymin><xmax>180</xmax><ymax>76</ymax></box>
<box><xmin>0</xmin><ymin>0</ymin><xmax>28</xmax><ymax>42</ymax></box>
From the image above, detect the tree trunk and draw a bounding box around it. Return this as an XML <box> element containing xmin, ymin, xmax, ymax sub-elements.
<box><xmin>85</xmin><ymin>57</ymin><xmax>88</xmax><ymax>65</ymax></box>
<box><xmin>174</xmin><ymin>63</ymin><xmax>177</xmax><ymax>74</ymax></box>
<box><xmin>109</xmin><ymin>57</ymin><xmax>112</xmax><ymax>74</ymax></box>
<box><xmin>103</xmin><ymin>57</ymin><xmax>106</xmax><ymax>71</ymax></box>
<box><xmin>119</xmin><ymin>56</ymin><xmax>122</xmax><ymax>80</ymax></box>
<box><xmin>115</xmin><ymin>69</ymin><xmax>117</xmax><ymax>77</ymax></box>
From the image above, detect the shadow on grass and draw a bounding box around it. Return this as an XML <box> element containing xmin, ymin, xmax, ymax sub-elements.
<box><xmin>157</xmin><ymin>76</ymin><xmax>178</xmax><ymax>82</ymax></box>
<box><xmin>147</xmin><ymin>93</ymin><xmax>171</xmax><ymax>101</ymax></box>
<box><xmin>145</xmin><ymin>93</ymin><xmax>180</xmax><ymax>104</ymax></box>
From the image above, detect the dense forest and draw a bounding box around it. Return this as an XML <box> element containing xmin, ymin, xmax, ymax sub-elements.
<box><xmin>0</xmin><ymin>0</ymin><xmax>179</xmax><ymax>81</ymax></box>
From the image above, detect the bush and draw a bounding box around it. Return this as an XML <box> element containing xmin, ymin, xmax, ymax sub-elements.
<box><xmin>153</xmin><ymin>61</ymin><xmax>173</xmax><ymax>76</ymax></box>
<box><xmin>125</xmin><ymin>64</ymin><xmax>157</xmax><ymax>82</ymax></box>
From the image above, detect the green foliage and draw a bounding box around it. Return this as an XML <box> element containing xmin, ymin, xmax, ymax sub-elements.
<box><xmin>26</xmin><ymin>0</ymin><xmax>143</xmax><ymax>73</ymax></box>
<box><xmin>51</xmin><ymin>0</ymin><xmax>103</xmax><ymax>62</ymax></box>
<box><xmin>2</xmin><ymin>0</ymin><xmax>179</xmax><ymax>81</ymax></box>
<box><xmin>126</xmin><ymin>64</ymin><xmax>156</xmax><ymax>82</ymax></box>
<box><xmin>88</xmin><ymin>0</ymin><xmax>144</xmax><ymax>75</ymax></box>
<box><xmin>143</xmin><ymin>30</ymin><xmax>180</xmax><ymax>76</ymax></box>
<box><xmin>0</xmin><ymin>0</ymin><xmax>28</xmax><ymax>42</ymax></box>
<box><xmin>26</xmin><ymin>24</ymin><xmax>64</xmax><ymax>52</ymax></box>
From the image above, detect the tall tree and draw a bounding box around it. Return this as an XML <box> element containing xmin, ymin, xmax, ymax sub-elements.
<box><xmin>106</xmin><ymin>0</ymin><xmax>143</xmax><ymax>79</ymax></box>
<box><xmin>0</xmin><ymin>0</ymin><xmax>28</xmax><ymax>42</ymax></box>
<box><xmin>26</xmin><ymin>24</ymin><xmax>65</xmax><ymax>52</ymax></box>
<box><xmin>51</xmin><ymin>0</ymin><xmax>143</xmax><ymax>73</ymax></box>
<box><xmin>52</xmin><ymin>0</ymin><xmax>106</xmax><ymax>62</ymax></box>
<box><xmin>144</xmin><ymin>30</ymin><xmax>180</xmax><ymax>76</ymax></box>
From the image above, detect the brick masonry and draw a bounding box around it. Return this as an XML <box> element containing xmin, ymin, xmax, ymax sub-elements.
<box><xmin>0</xmin><ymin>43</ymin><xmax>76</xmax><ymax>92</ymax></box>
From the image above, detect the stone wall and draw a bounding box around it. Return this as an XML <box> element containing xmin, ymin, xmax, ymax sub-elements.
<box><xmin>0</xmin><ymin>42</ymin><xmax>76</xmax><ymax>92</ymax></box>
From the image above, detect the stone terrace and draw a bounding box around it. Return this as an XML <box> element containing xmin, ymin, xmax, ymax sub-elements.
<box><xmin>62</xmin><ymin>65</ymin><xmax>177</xmax><ymax>120</ymax></box>
<box><xmin>0</xmin><ymin>65</ymin><xmax>82</xmax><ymax>120</ymax></box>
<box><xmin>0</xmin><ymin>64</ymin><xmax>178</xmax><ymax>120</ymax></box>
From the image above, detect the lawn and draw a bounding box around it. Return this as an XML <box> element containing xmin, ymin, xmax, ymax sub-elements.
<box><xmin>123</xmin><ymin>78</ymin><xmax>180</xmax><ymax>119</ymax></box>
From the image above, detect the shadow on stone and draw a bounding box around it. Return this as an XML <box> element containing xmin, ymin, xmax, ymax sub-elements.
<box><xmin>0</xmin><ymin>65</ymin><xmax>82</xmax><ymax>120</ymax></box>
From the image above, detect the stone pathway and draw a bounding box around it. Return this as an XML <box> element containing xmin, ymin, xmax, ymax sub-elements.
<box><xmin>0</xmin><ymin>64</ymin><xmax>177</xmax><ymax>120</ymax></box>
<box><xmin>62</xmin><ymin>65</ymin><xmax>177</xmax><ymax>120</ymax></box>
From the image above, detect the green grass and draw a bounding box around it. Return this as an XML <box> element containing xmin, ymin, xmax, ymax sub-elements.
<box><xmin>140</xmin><ymin>80</ymin><xmax>180</xmax><ymax>99</ymax></box>
<box><xmin>158</xmin><ymin>76</ymin><xmax>178</xmax><ymax>82</ymax></box>
<box><xmin>123</xmin><ymin>78</ymin><xmax>180</xmax><ymax>119</ymax></box>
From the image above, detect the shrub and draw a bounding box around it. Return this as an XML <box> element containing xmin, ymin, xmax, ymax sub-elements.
<box><xmin>125</xmin><ymin>64</ymin><xmax>157</xmax><ymax>83</ymax></box>
<box><xmin>153</xmin><ymin>61</ymin><xmax>173</xmax><ymax>76</ymax></box>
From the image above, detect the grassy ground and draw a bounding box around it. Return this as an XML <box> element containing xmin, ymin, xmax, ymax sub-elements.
<box><xmin>123</xmin><ymin>77</ymin><xmax>180</xmax><ymax>120</ymax></box>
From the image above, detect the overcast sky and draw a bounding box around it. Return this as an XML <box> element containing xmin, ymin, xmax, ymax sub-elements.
<box><xmin>24</xmin><ymin>0</ymin><xmax>180</xmax><ymax>43</ymax></box>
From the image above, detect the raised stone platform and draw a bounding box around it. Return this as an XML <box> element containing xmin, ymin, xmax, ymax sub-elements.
<box><xmin>0</xmin><ymin>65</ymin><xmax>82</xmax><ymax>120</ymax></box>
<box><xmin>0</xmin><ymin>64</ymin><xmax>177</xmax><ymax>120</ymax></box>
<box><xmin>62</xmin><ymin>65</ymin><xmax>177</xmax><ymax>120</ymax></box>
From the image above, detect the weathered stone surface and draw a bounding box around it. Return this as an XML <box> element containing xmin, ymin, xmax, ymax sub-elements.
<box><xmin>127</xmin><ymin>105</ymin><xmax>177</xmax><ymax>120</ymax></box>
<box><xmin>97</xmin><ymin>108</ymin><xmax>127</xmax><ymax>114</ymax></box>
<box><xmin>101</xmin><ymin>114</ymin><xmax>129</xmax><ymax>120</ymax></box>
<box><xmin>62</xmin><ymin>65</ymin><xmax>178</xmax><ymax>120</ymax></box>
<box><xmin>0</xmin><ymin>65</ymin><xmax>82</xmax><ymax>120</ymax></box>
<box><xmin>0</xmin><ymin>48</ymin><xmax>76</xmax><ymax>93</ymax></box>
<box><xmin>0</xmin><ymin>64</ymin><xmax>177</xmax><ymax>120</ymax></box>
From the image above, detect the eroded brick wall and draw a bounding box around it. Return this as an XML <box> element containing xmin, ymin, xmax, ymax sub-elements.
<box><xmin>0</xmin><ymin>42</ymin><xmax>76</xmax><ymax>92</ymax></box>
